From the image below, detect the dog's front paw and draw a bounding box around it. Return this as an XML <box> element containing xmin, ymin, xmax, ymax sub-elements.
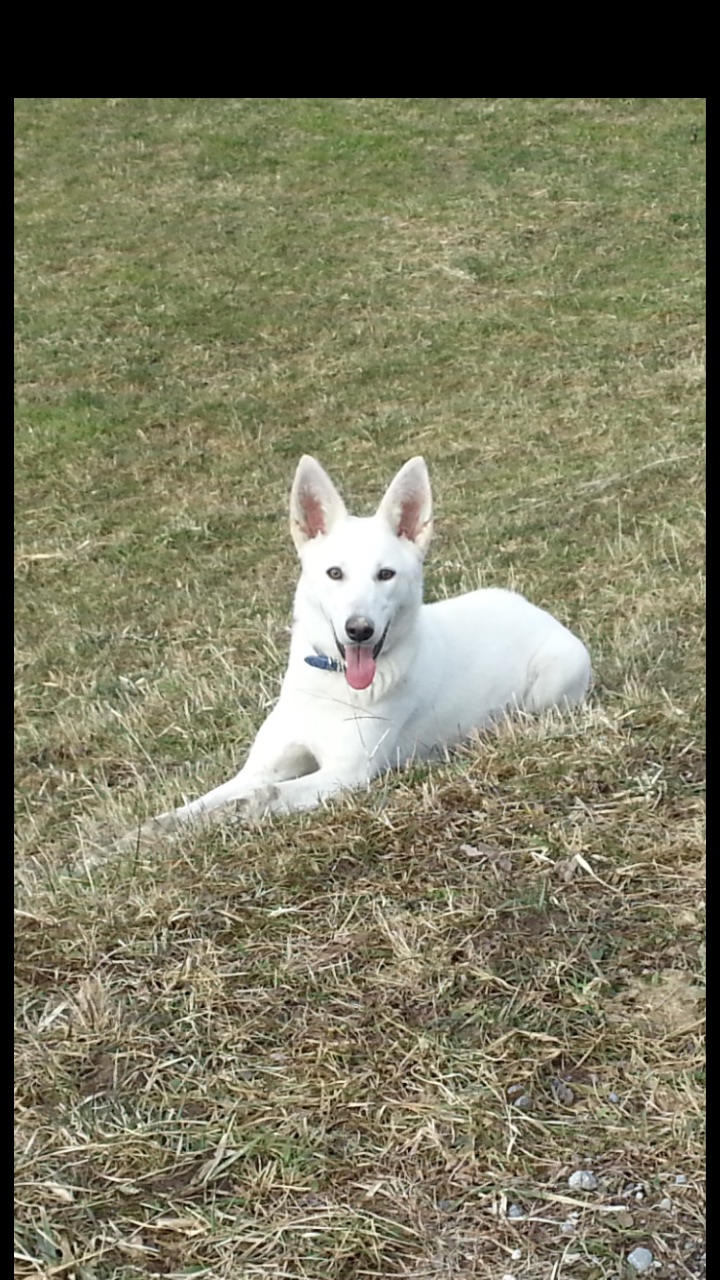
<box><xmin>114</xmin><ymin>811</ymin><xmax>180</xmax><ymax>852</ymax></box>
<box><xmin>230</xmin><ymin>785</ymin><xmax>281</xmax><ymax>822</ymax></box>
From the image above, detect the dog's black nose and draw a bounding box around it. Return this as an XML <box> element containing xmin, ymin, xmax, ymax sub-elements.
<box><xmin>345</xmin><ymin>615</ymin><xmax>375</xmax><ymax>643</ymax></box>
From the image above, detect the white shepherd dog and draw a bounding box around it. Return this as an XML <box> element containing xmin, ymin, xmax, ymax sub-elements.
<box><xmin>127</xmin><ymin>455</ymin><xmax>591</xmax><ymax>837</ymax></box>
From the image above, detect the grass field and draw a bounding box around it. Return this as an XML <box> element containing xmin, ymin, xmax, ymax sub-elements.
<box><xmin>15</xmin><ymin>99</ymin><xmax>705</xmax><ymax>1279</ymax></box>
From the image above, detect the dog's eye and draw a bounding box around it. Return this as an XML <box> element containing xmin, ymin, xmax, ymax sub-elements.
<box><xmin>326</xmin><ymin>566</ymin><xmax>343</xmax><ymax>581</ymax></box>
<box><xmin>377</xmin><ymin>568</ymin><xmax>396</xmax><ymax>581</ymax></box>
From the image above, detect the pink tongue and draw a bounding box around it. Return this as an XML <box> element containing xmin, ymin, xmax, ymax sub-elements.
<box><xmin>345</xmin><ymin>646</ymin><xmax>376</xmax><ymax>690</ymax></box>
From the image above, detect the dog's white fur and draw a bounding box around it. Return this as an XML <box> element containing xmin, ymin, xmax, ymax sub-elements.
<box><xmin>129</xmin><ymin>456</ymin><xmax>591</xmax><ymax>837</ymax></box>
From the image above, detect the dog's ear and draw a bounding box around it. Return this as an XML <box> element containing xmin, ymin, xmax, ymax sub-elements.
<box><xmin>290</xmin><ymin>456</ymin><xmax>348</xmax><ymax>553</ymax></box>
<box><xmin>376</xmin><ymin>457</ymin><xmax>433</xmax><ymax>556</ymax></box>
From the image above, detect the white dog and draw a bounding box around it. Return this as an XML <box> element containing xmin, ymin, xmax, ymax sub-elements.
<box><xmin>128</xmin><ymin>456</ymin><xmax>590</xmax><ymax>837</ymax></box>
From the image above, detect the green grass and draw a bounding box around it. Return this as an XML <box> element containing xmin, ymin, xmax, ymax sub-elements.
<box><xmin>15</xmin><ymin>99</ymin><xmax>705</xmax><ymax>1279</ymax></box>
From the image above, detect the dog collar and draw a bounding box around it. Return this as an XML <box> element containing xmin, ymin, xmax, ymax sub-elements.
<box><xmin>304</xmin><ymin>653</ymin><xmax>343</xmax><ymax>672</ymax></box>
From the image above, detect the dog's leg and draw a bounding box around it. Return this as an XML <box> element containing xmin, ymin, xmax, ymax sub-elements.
<box><xmin>524</xmin><ymin>632</ymin><xmax>592</xmax><ymax>713</ymax></box>
<box><xmin>131</xmin><ymin>743</ymin><xmax>314</xmax><ymax>836</ymax></box>
<box><xmin>117</xmin><ymin>703</ymin><xmax>334</xmax><ymax>845</ymax></box>
<box><xmin>230</xmin><ymin>762</ymin><xmax>378</xmax><ymax>820</ymax></box>
<box><xmin>118</xmin><ymin>759</ymin><xmax>370</xmax><ymax>846</ymax></box>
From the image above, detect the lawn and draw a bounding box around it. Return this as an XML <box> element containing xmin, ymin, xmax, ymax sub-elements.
<box><xmin>15</xmin><ymin>98</ymin><xmax>705</xmax><ymax>1279</ymax></box>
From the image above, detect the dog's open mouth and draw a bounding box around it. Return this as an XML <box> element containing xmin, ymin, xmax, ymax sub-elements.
<box><xmin>336</xmin><ymin>624</ymin><xmax>389</xmax><ymax>690</ymax></box>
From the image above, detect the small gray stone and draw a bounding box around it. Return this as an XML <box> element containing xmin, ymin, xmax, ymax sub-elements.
<box><xmin>568</xmin><ymin>1170</ymin><xmax>598</xmax><ymax>1191</ymax></box>
<box><xmin>608</xmin><ymin>1091</ymin><xmax>620</xmax><ymax>1103</ymax></box>
<box><xmin>507</xmin><ymin>1203</ymin><xmax>524</xmax><ymax>1219</ymax></box>
<box><xmin>513</xmin><ymin>1094</ymin><xmax>533</xmax><ymax>1110</ymax></box>
<box><xmin>627</xmin><ymin>1246</ymin><xmax>654</xmax><ymax>1272</ymax></box>
<box><xmin>551</xmin><ymin>1077</ymin><xmax>575</xmax><ymax>1104</ymax></box>
<box><xmin>507</xmin><ymin>1083</ymin><xmax>524</xmax><ymax>1096</ymax></box>
<box><xmin>674</xmin><ymin>1173</ymin><xmax>687</xmax><ymax>1185</ymax></box>
<box><xmin>658</xmin><ymin>1197</ymin><xmax>673</xmax><ymax>1211</ymax></box>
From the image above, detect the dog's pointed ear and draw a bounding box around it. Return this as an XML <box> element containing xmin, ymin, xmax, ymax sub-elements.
<box><xmin>376</xmin><ymin>457</ymin><xmax>433</xmax><ymax>556</ymax></box>
<box><xmin>290</xmin><ymin>456</ymin><xmax>348</xmax><ymax>553</ymax></box>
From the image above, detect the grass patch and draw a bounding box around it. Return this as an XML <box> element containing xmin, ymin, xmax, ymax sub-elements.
<box><xmin>16</xmin><ymin>98</ymin><xmax>704</xmax><ymax>1279</ymax></box>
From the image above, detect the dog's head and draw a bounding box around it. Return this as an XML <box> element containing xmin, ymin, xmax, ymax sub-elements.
<box><xmin>290</xmin><ymin>456</ymin><xmax>433</xmax><ymax>689</ymax></box>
